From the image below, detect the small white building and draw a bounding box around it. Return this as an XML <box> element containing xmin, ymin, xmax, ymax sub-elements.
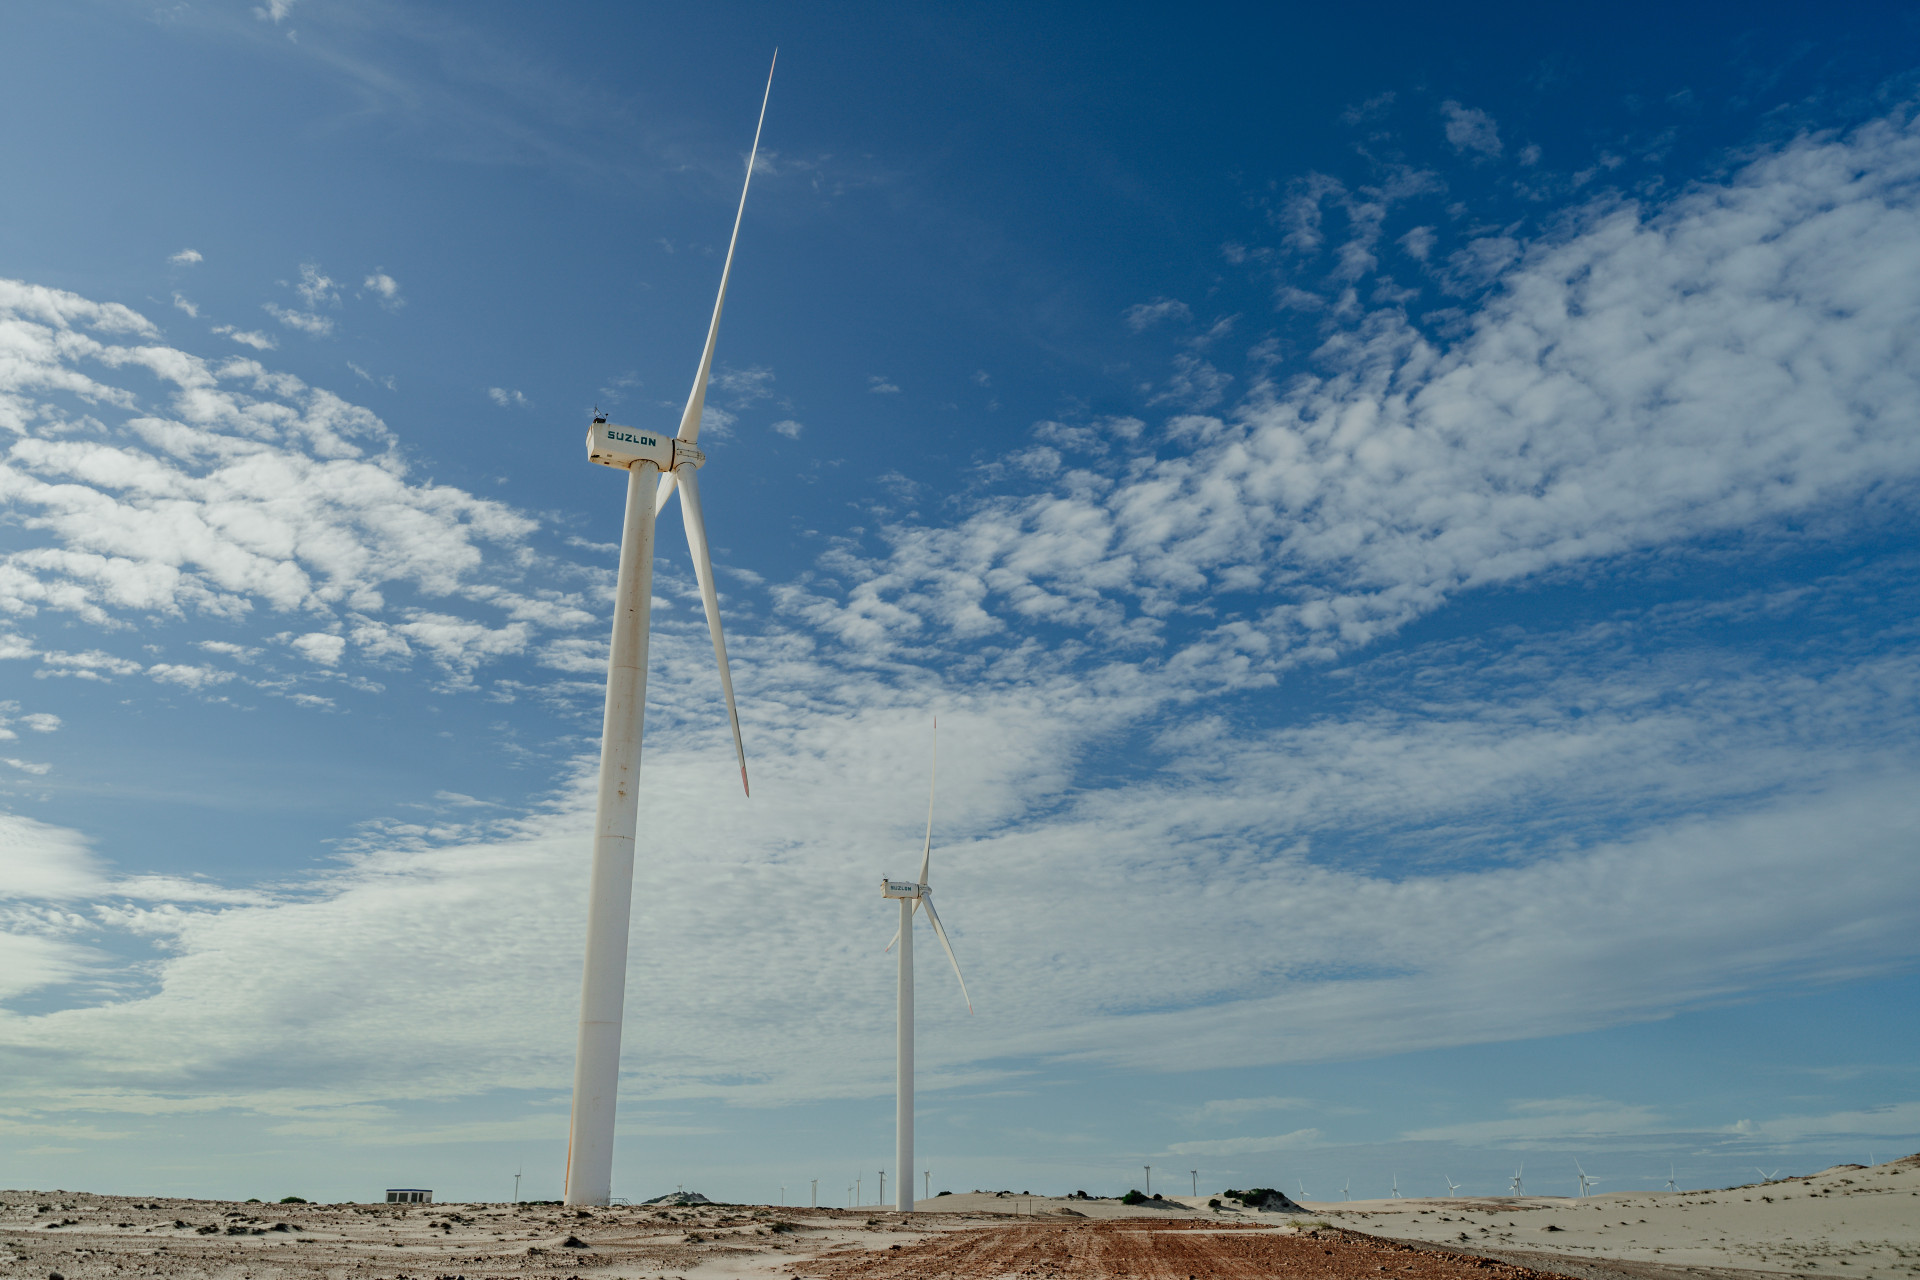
<box><xmin>385</xmin><ymin>1188</ymin><xmax>432</xmax><ymax>1204</ymax></box>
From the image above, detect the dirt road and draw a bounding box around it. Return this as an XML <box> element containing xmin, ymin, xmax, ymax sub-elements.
<box><xmin>797</xmin><ymin>1219</ymin><xmax>1580</xmax><ymax>1280</ymax></box>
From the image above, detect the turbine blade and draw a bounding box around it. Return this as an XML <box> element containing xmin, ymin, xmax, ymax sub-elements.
<box><xmin>654</xmin><ymin>468</ymin><xmax>680</xmax><ymax>518</ymax></box>
<box><xmin>676</xmin><ymin>469</ymin><xmax>748</xmax><ymax>795</ymax></box>
<box><xmin>675</xmin><ymin>50</ymin><xmax>776</xmax><ymax>446</ymax></box>
<box><xmin>919</xmin><ymin>893</ymin><xmax>972</xmax><ymax>1014</ymax></box>
<box><xmin>918</xmin><ymin>718</ymin><xmax>937</xmax><ymax>885</ymax></box>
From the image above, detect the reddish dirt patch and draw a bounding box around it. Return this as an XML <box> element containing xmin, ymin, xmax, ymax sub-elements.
<box><xmin>796</xmin><ymin>1221</ymin><xmax>1579</xmax><ymax>1280</ymax></box>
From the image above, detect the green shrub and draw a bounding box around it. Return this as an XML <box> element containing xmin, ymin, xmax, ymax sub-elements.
<box><xmin>1120</xmin><ymin>1190</ymin><xmax>1147</xmax><ymax>1205</ymax></box>
<box><xmin>279</xmin><ymin>1197</ymin><xmax>308</xmax><ymax>1205</ymax></box>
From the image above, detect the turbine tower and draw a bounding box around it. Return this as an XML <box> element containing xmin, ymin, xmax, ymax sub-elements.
<box><xmin>882</xmin><ymin>721</ymin><xmax>973</xmax><ymax>1212</ymax></box>
<box><xmin>562</xmin><ymin>54</ymin><xmax>775</xmax><ymax>1207</ymax></box>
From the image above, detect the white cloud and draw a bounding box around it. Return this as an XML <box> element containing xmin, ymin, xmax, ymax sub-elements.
<box><xmin>1403</xmin><ymin>1097</ymin><xmax>1670</xmax><ymax>1145</ymax></box>
<box><xmin>347</xmin><ymin>361</ymin><xmax>394</xmax><ymax>390</ymax></box>
<box><xmin>713</xmin><ymin>364</ymin><xmax>774</xmax><ymax>407</ymax></box>
<box><xmin>487</xmin><ymin>387</ymin><xmax>529</xmax><ymax>408</ymax></box>
<box><xmin>868</xmin><ymin>375</ymin><xmax>900</xmax><ymax>394</ymax></box>
<box><xmin>168</xmin><ymin>249</ymin><xmax>203</xmax><ymax>265</ymax></box>
<box><xmin>263</xmin><ymin>302</ymin><xmax>334</xmax><ymax>337</ymax></box>
<box><xmin>1167</xmin><ymin>1129</ymin><xmax>1322</xmax><ymax>1156</ymax></box>
<box><xmin>362</xmin><ymin>271</ymin><xmax>403</xmax><ymax>309</ymax></box>
<box><xmin>789</xmin><ymin>113</ymin><xmax>1920</xmax><ymax>669</ymax></box>
<box><xmin>254</xmin><ymin>0</ymin><xmax>296</xmax><ymax>20</ymax></box>
<box><xmin>1147</xmin><ymin>353</ymin><xmax>1230</xmax><ymax>409</ymax></box>
<box><xmin>0</xmin><ymin>812</ymin><xmax>105</xmax><ymax>900</ymax></box>
<box><xmin>146</xmin><ymin>662</ymin><xmax>236</xmax><ymax>689</ymax></box>
<box><xmin>0</xmin><ymin>278</ymin><xmax>575</xmax><ymax>691</ymax></box>
<box><xmin>1731</xmin><ymin>1101</ymin><xmax>1920</xmax><ymax>1143</ymax></box>
<box><xmin>212</xmin><ymin>325</ymin><xmax>277</xmax><ymax>350</ymax></box>
<box><xmin>1196</xmin><ymin>1096</ymin><xmax>1316</xmax><ymax>1119</ymax></box>
<box><xmin>1124</xmin><ymin>297</ymin><xmax>1193</xmax><ymax>331</ymax></box>
<box><xmin>1442</xmin><ymin>100</ymin><xmax>1503</xmax><ymax>157</ymax></box>
<box><xmin>294</xmin><ymin>263</ymin><xmax>338</xmax><ymax>309</ymax></box>
<box><xmin>35</xmin><ymin>650</ymin><xmax>143</xmax><ymax>680</ymax></box>
<box><xmin>771</xmin><ymin>419</ymin><xmax>804</xmax><ymax>439</ymax></box>
<box><xmin>289</xmin><ymin>632</ymin><xmax>347</xmax><ymax>665</ymax></box>
<box><xmin>171</xmin><ymin>292</ymin><xmax>198</xmax><ymax>318</ymax></box>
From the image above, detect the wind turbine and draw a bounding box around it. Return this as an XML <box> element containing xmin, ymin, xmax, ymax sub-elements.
<box><xmin>1665</xmin><ymin>1165</ymin><xmax>1678</xmax><ymax>1193</ymax></box>
<box><xmin>1445</xmin><ymin>1176</ymin><xmax>1464</xmax><ymax>1196</ymax></box>
<box><xmin>563</xmin><ymin>53</ymin><xmax>775</xmax><ymax>1207</ymax></box>
<box><xmin>1576</xmin><ymin>1161</ymin><xmax>1598</xmax><ymax>1197</ymax></box>
<box><xmin>882</xmin><ymin>721</ymin><xmax>973</xmax><ymax>1213</ymax></box>
<box><xmin>1341</xmin><ymin>1179</ymin><xmax>1351</xmax><ymax>1201</ymax></box>
<box><xmin>1756</xmin><ymin>1168</ymin><xmax>1782</xmax><ymax>1184</ymax></box>
<box><xmin>1299</xmin><ymin>1179</ymin><xmax>1311</xmax><ymax>1202</ymax></box>
<box><xmin>1510</xmin><ymin>1166</ymin><xmax>1524</xmax><ymax>1196</ymax></box>
<box><xmin>1391</xmin><ymin>1173</ymin><xmax>1403</xmax><ymax>1199</ymax></box>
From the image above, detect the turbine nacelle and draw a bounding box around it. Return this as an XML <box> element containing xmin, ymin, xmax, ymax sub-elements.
<box><xmin>882</xmin><ymin>879</ymin><xmax>925</xmax><ymax>899</ymax></box>
<box><xmin>587</xmin><ymin>418</ymin><xmax>706</xmax><ymax>473</ymax></box>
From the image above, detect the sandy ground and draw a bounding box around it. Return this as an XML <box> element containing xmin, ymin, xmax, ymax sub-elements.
<box><xmin>1292</xmin><ymin>1155</ymin><xmax>1920</xmax><ymax>1280</ymax></box>
<box><xmin>2</xmin><ymin>1156</ymin><xmax>1913</xmax><ymax>1280</ymax></box>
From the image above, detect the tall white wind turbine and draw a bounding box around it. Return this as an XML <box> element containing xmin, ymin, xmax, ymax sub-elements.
<box><xmin>881</xmin><ymin>721</ymin><xmax>973</xmax><ymax>1212</ymax></box>
<box><xmin>563</xmin><ymin>54</ymin><xmax>776</xmax><ymax>1207</ymax></box>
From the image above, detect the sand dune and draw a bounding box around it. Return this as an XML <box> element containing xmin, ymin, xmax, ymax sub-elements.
<box><xmin>1296</xmin><ymin>1157</ymin><xmax>1920</xmax><ymax>1280</ymax></box>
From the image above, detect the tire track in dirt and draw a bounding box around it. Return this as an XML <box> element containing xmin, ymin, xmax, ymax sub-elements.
<box><xmin>795</xmin><ymin>1221</ymin><xmax>1587</xmax><ymax>1280</ymax></box>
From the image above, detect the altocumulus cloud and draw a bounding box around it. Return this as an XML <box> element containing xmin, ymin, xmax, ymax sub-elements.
<box><xmin>1</xmin><ymin>112</ymin><xmax>1919</xmax><ymax>1139</ymax></box>
<box><xmin>782</xmin><ymin>113</ymin><xmax>1920</xmax><ymax>676</ymax></box>
<box><xmin>0</xmin><ymin>279</ymin><xmax>595</xmax><ymax>696</ymax></box>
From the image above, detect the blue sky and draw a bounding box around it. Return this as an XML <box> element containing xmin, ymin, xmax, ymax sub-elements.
<box><xmin>2</xmin><ymin>0</ymin><xmax>1919</xmax><ymax>1206</ymax></box>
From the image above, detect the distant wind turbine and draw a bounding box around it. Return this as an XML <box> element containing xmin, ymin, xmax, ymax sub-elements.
<box><xmin>1445</xmin><ymin>1176</ymin><xmax>1464</xmax><ymax>1196</ymax></box>
<box><xmin>882</xmin><ymin>721</ymin><xmax>973</xmax><ymax>1213</ymax></box>
<box><xmin>1756</xmin><ymin>1168</ymin><xmax>1783</xmax><ymax>1184</ymax></box>
<box><xmin>564</xmin><ymin>52</ymin><xmax>775</xmax><ymax>1207</ymax></box>
<box><xmin>1576</xmin><ymin>1161</ymin><xmax>1599</xmax><ymax>1197</ymax></box>
<box><xmin>1342</xmin><ymin>1179</ymin><xmax>1351</xmax><ymax>1201</ymax></box>
<box><xmin>1665</xmin><ymin>1165</ymin><xmax>1678</xmax><ymax>1193</ymax></box>
<box><xmin>1510</xmin><ymin>1166</ymin><xmax>1524</xmax><ymax>1196</ymax></box>
<box><xmin>1391</xmin><ymin>1173</ymin><xmax>1403</xmax><ymax>1199</ymax></box>
<box><xmin>1299</xmin><ymin>1179</ymin><xmax>1311</xmax><ymax>1202</ymax></box>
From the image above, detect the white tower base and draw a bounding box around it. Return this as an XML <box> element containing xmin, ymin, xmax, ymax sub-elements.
<box><xmin>565</xmin><ymin>460</ymin><xmax>660</xmax><ymax>1206</ymax></box>
<box><xmin>895</xmin><ymin>894</ymin><xmax>914</xmax><ymax>1211</ymax></box>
